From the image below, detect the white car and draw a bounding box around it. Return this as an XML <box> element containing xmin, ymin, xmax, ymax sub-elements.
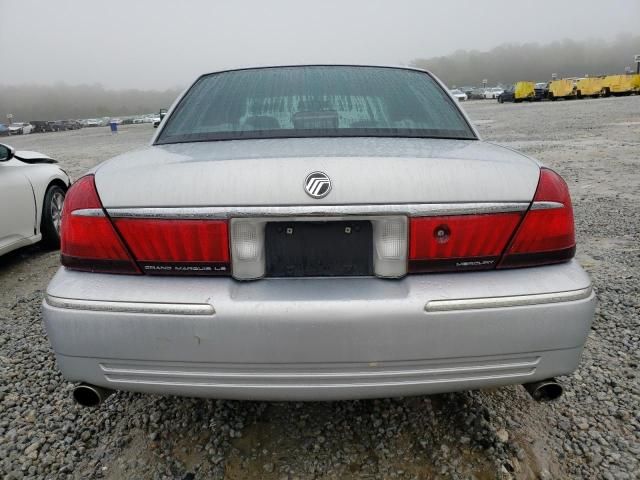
<box><xmin>483</xmin><ymin>87</ymin><xmax>504</xmax><ymax>99</ymax></box>
<box><xmin>449</xmin><ymin>89</ymin><xmax>467</xmax><ymax>101</ymax></box>
<box><xmin>0</xmin><ymin>143</ymin><xmax>71</xmax><ymax>256</ymax></box>
<box><xmin>8</xmin><ymin>122</ymin><xmax>34</xmax><ymax>135</ymax></box>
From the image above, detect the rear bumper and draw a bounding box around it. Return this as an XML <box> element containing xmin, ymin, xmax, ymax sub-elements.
<box><xmin>43</xmin><ymin>260</ymin><xmax>595</xmax><ymax>400</ymax></box>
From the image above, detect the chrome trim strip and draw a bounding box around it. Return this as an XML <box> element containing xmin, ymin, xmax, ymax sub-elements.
<box><xmin>102</xmin><ymin>371</ymin><xmax>536</xmax><ymax>388</ymax></box>
<box><xmin>45</xmin><ymin>295</ymin><xmax>215</xmax><ymax>316</ymax></box>
<box><xmin>72</xmin><ymin>208</ymin><xmax>105</xmax><ymax>217</ymax></box>
<box><xmin>424</xmin><ymin>286</ymin><xmax>593</xmax><ymax>312</ymax></box>
<box><xmin>530</xmin><ymin>201</ymin><xmax>564</xmax><ymax>211</ymax></box>
<box><xmin>107</xmin><ymin>202</ymin><xmax>529</xmax><ymax>219</ymax></box>
<box><xmin>100</xmin><ymin>358</ymin><xmax>539</xmax><ymax>379</ymax></box>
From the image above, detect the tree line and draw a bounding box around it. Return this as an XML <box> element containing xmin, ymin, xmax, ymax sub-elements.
<box><xmin>412</xmin><ymin>34</ymin><xmax>640</xmax><ymax>87</ymax></box>
<box><xmin>0</xmin><ymin>84</ymin><xmax>182</xmax><ymax>122</ymax></box>
<box><xmin>1</xmin><ymin>34</ymin><xmax>638</xmax><ymax>122</ymax></box>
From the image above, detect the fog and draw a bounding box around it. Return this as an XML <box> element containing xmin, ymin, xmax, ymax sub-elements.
<box><xmin>1</xmin><ymin>0</ymin><xmax>639</xmax><ymax>89</ymax></box>
<box><xmin>1</xmin><ymin>0</ymin><xmax>639</xmax><ymax>121</ymax></box>
<box><xmin>2</xmin><ymin>34</ymin><xmax>639</xmax><ymax>121</ymax></box>
<box><xmin>0</xmin><ymin>84</ymin><xmax>181</xmax><ymax>122</ymax></box>
<box><xmin>413</xmin><ymin>34</ymin><xmax>640</xmax><ymax>87</ymax></box>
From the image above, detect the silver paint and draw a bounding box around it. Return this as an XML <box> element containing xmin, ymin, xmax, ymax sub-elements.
<box><xmin>94</xmin><ymin>137</ymin><xmax>541</xmax><ymax>208</ymax></box>
<box><xmin>43</xmin><ymin>261</ymin><xmax>595</xmax><ymax>400</ymax></box>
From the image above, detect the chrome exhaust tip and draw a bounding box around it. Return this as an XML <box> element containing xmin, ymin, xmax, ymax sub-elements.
<box><xmin>72</xmin><ymin>383</ymin><xmax>114</xmax><ymax>407</ymax></box>
<box><xmin>523</xmin><ymin>378</ymin><xmax>563</xmax><ymax>402</ymax></box>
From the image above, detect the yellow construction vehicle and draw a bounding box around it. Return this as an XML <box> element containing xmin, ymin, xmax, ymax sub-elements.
<box><xmin>514</xmin><ymin>81</ymin><xmax>535</xmax><ymax>102</ymax></box>
<box><xmin>575</xmin><ymin>77</ymin><xmax>604</xmax><ymax>98</ymax></box>
<box><xmin>548</xmin><ymin>79</ymin><xmax>577</xmax><ymax>100</ymax></box>
<box><xmin>601</xmin><ymin>74</ymin><xmax>640</xmax><ymax>96</ymax></box>
<box><xmin>498</xmin><ymin>81</ymin><xmax>536</xmax><ymax>103</ymax></box>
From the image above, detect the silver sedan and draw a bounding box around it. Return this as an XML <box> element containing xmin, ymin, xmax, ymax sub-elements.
<box><xmin>42</xmin><ymin>65</ymin><xmax>595</xmax><ymax>406</ymax></box>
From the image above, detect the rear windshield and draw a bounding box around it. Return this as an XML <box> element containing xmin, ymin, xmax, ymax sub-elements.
<box><xmin>156</xmin><ymin>66</ymin><xmax>476</xmax><ymax>144</ymax></box>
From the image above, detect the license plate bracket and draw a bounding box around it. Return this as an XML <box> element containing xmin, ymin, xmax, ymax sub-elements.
<box><xmin>265</xmin><ymin>221</ymin><xmax>373</xmax><ymax>277</ymax></box>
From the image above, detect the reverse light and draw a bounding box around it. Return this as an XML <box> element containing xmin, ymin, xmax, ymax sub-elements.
<box><xmin>372</xmin><ymin>217</ymin><xmax>407</xmax><ymax>277</ymax></box>
<box><xmin>230</xmin><ymin>220</ymin><xmax>265</xmax><ymax>280</ymax></box>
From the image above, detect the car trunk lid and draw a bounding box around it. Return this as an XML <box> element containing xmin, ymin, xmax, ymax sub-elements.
<box><xmin>94</xmin><ymin>137</ymin><xmax>540</xmax><ymax>207</ymax></box>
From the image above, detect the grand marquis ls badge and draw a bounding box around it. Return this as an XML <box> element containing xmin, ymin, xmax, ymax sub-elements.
<box><xmin>304</xmin><ymin>171</ymin><xmax>332</xmax><ymax>199</ymax></box>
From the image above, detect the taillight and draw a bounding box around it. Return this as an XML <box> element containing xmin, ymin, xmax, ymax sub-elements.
<box><xmin>113</xmin><ymin>219</ymin><xmax>230</xmax><ymax>275</ymax></box>
<box><xmin>499</xmin><ymin>168</ymin><xmax>575</xmax><ymax>268</ymax></box>
<box><xmin>61</xmin><ymin>176</ymin><xmax>230</xmax><ymax>276</ymax></box>
<box><xmin>62</xmin><ymin>169</ymin><xmax>574</xmax><ymax>277</ymax></box>
<box><xmin>61</xmin><ymin>175</ymin><xmax>139</xmax><ymax>274</ymax></box>
<box><xmin>409</xmin><ymin>213</ymin><xmax>522</xmax><ymax>272</ymax></box>
<box><xmin>408</xmin><ymin>168</ymin><xmax>575</xmax><ymax>273</ymax></box>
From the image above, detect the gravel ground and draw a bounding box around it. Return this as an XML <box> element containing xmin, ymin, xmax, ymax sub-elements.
<box><xmin>1</xmin><ymin>97</ymin><xmax>639</xmax><ymax>479</ymax></box>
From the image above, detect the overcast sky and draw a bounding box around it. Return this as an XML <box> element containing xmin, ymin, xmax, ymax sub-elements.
<box><xmin>1</xmin><ymin>0</ymin><xmax>638</xmax><ymax>90</ymax></box>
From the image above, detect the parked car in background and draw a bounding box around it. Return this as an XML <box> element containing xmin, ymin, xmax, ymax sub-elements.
<box><xmin>0</xmin><ymin>124</ymin><xmax>9</xmax><ymax>137</ymax></box>
<box><xmin>62</xmin><ymin>120</ymin><xmax>82</xmax><ymax>130</ymax></box>
<box><xmin>30</xmin><ymin>121</ymin><xmax>54</xmax><ymax>133</ymax></box>
<box><xmin>498</xmin><ymin>85</ymin><xmax>516</xmax><ymax>103</ymax></box>
<box><xmin>449</xmin><ymin>88</ymin><xmax>467</xmax><ymax>101</ymax></box>
<box><xmin>51</xmin><ymin>120</ymin><xmax>69</xmax><ymax>132</ymax></box>
<box><xmin>84</xmin><ymin>119</ymin><xmax>101</xmax><ymax>127</ymax></box>
<box><xmin>153</xmin><ymin>109</ymin><xmax>168</xmax><ymax>128</ymax></box>
<box><xmin>8</xmin><ymin>122</ymin><xmax>34</xmax><ymax>135</ymax></box>
<box><xmin>0</xmin><ymin>143</ymin><xmax>71</xmax><ymax>256</ymax></box>
<box><xmin>483</xmin><ymin>87</ymin><xmax>504</xmax><ymax>99</ymax></box>
<box><xmin>468</xmin><ymin>88</ymin><xmax>487</xmax><ymax>100</ymax></box>
<box><xmin>42</xmin><ymin>65</ymin><xmax>594</xmax><ymax>407</ymax></box>
<box><xmin>460</xmin><ymin>86</ymin><xmax>474</xmax><ymax>98</ymax></box>
<box><xmin>534</xmin><ymin>82</ymin><xmax>548</xmax><ymax>101</ymax></box>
